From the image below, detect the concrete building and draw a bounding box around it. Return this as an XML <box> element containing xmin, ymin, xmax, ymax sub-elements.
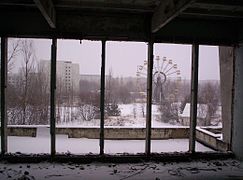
<box><xmin>79</xmin><ymin>74</ymin><xmax>100</xmax><ymax>84</ymax></box>
<box><xmin>40</xmin><ymin>60</ymin><xmax>80</xmax><ymax>93</ymax></box>
<box><xmin>2</xmin><ymin>1</ymin><xmax>243</xmax><ymax>179</ymax></box>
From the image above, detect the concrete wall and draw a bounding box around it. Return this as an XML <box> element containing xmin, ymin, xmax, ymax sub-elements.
<box><xmin>0</xmin><ymin>126</ymin><xmax>36</xmax><ymax>137</ymax></box>
<box><xmin>219</xmin><ymin>46</ymin><xmax>234</xmax><ymax>149</ymax></box>
<box><xmin>56</xmin><ymin>127</ymin><xmax>189</xmax><ymax>140</ymax></box>
<box><xmin>5</xmin><ymin>126</ymin><xmax>229</xmax><ymax>152</ymax></box>
<box><xmin>232</xmin><ymin>44</ymin><xmax>243</xmax><ymax>160</ymax></box>
<box><xmin>5</xmin><ymin>126</ymin><xmax>189</xmax><ymax>140</ymax></box>
<box><xmin>196</xmin><ymin>128</ymin><xmax>227</xmax><ymax>152</ymax></box>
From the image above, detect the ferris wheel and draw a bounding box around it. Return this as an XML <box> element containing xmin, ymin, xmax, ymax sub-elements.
<box><xmin>136</xmin><ymin>56</ymin><xmax>181</xmax><ymax>103</ymax></box>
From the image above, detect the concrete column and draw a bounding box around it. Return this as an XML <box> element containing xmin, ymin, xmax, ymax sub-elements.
<box><xmin>219</xmin><ymin>47</ymin><xmax>234</xmax><ymax>150</ymax></box>
<box><xmin>50</xmin><ymin>39</ymin><xmax>57</xmax><ymax>157</ymax></box>
<box><xmin>100</xmin><ymin>40</ymin><xmax>106</xmax><ymax>155</ymax></box>
<box><xmin>232</xmin><ymin>44</ymin><xmax>243</xmax><ymax>160</ymax></box>
<box><xmin>145</xmin><ymin>41</ymin><xmax>154</xmax><ymax>155</ymax></box>
<box><xmin>189</xmin><ymin>44</ymin><xmax>199</xmax><ymax>153</ymax></box>
<box><xmin>1</xmin><ymin>37</ymin><xmax>8</xmax><ymax>155</ymax></box>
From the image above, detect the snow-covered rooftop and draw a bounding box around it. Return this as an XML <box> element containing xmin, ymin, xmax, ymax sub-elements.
<box><xmin>180</xmin><ymin>103</ymin><xmax>208</xmax><ymax>119</ymax></box>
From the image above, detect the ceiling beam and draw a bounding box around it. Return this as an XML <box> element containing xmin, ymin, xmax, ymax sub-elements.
<box><xmin>182</xmin><ymin>8</ymin><xmax>243</xmax><ymax>19</ymax></box>
<box><xmin>0</xmin><ymin>8</ymin><xmax>239</xmax><ymax>45</ymax></box>
<box><xmin>191</xmin><ymin>1</ymin><xmax>243</xmax><ymax>11</ymax></box>
<box><xmin>55</xmin><ymin>1</ymin><xmax>154</xmax><ymax>13</ymax></box>
<box><xmin>196</xmin><ymin>0</ymin><xmax>243</xmax><ymax>7</ymax></box>
<box><xmin>33</xmin><ymin>0</ymin><xmax>56</xmax><ymax>28</ymax></box>
<box><xmin>152</xmin><ymin>0</ymin><xmax>195</xmax><ymax>33</ymax></box>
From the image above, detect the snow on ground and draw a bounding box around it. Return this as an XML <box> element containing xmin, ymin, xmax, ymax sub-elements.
<box><xmin>0</xmin><ymin>159</ymin><xmax>242</xmax><ymax>180</ymax></box>
<box><xmin>55</xmin><ymin>103</ymin><xmax>183</xmax><ymax>127</ymax></box>
<box><xmin>35</xmin><ymin>103</ymin><xmax>222</xmax><ymax>128</ymax></box>
<box><xmin>8</xmin><ymin>136</ymin><xmax>213</xmax><ymax>154</ymax></box>
<box><xmin>4</xmin><ymin>102</ymin><xmax>220</xmax><ymax>155</ymax></box>
<box><xmin>7</xmin><ymin>127</ymin><xmax>213</xmax><ymax>154</ymax></box>
<box><xmin>58</xmin><ymin>103</ymin><xmax>182</xmax><ymax>127</ymax></box>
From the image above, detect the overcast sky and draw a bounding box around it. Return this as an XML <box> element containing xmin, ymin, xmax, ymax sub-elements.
<box><xmin>10</xmin><ymin>39</ymin><xmax>220</xmax><ymax>80</ymax></box>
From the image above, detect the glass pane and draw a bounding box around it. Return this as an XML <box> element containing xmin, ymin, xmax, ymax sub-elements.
<box><xmin>56</xmin><ymin>39</ymin><xmax>101</xmax><ymax>155</ymax></box>
<box><xmin>7</xmin><ymin>38</ymin><xmax>51</xmax><ymax>154</ymax></box>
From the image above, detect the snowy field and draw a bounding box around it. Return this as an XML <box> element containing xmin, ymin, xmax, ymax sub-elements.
<box><xmin>6</xmin><ymin>127</ymin><xmax>212</xmax><ymax>154</ymax></box>
<box><xmin>58</xmin><ymin>104</ymin><xmax>185</xmax><ymax>127</ymax></box>
<box><xmin>0</xmin><ymin>159</ymin><xmax>242</xmax><ymax>180</ymax></box>
<box><xmin>56</xmin><ymin>103</ymin><xmax>222</xmax><ymax>127</ymax></box>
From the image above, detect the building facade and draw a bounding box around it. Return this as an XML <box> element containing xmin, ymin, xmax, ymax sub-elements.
<box><xmin>40</xmin><ymin>60</ymin><xmax>80</xmax><ymax>94</ymax></box>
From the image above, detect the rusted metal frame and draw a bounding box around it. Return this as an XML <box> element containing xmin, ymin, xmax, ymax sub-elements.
<box><xmin>189</xmin><ymin>44</ymin><xmax>199</xmax><ymax>153</ymax></box>
<box><xmin>145</xmin><ymin>41</ymin><xmax>154</xmax><ymax>155</ymax></box>
<box><xmin>100</xmin><ymin>40</ymin><xmax>106</xmax><ymax>155</ymax></box>
<box><xmin>50</xmin><ymin>38</ymin><xmax>57</xmax><ymax>157</ymax></box>
<box><xmin>1</xmin><ymin>37</ymin><xmax>8</xmax><ymax>155</ymax></box>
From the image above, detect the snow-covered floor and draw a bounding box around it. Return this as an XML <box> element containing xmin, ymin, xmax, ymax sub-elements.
<box><xmin>7</xmin><ymin>130</ymin><xmax>212</xmax><ymax>154</ymax></box>
<box><xmin>0</xmin><ymin>159</ymin><xmax>242</xmax><ymax>180</ymax></box>
<box><xmin>9</xmin><ymin>137</ymin><xmax>212</xmax><ymax>154</ymax></box>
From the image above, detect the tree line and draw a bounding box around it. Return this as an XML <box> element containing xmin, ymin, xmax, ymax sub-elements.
<box><xmin>2</xmin><ymin>39</ymin><xmax>221</xmax><ymax>126</ymax></box>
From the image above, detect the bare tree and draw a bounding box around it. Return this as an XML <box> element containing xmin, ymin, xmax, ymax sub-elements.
<box><xmin>78</xmin><ymin>104</ymin><xmax>98</xmax><ymax>121</ymax></box>
<box><xmin>117</xmin><ymin>78</ymin><xmax>131</xmax><ymax>104</ymax></box>
<box><xmin>19</xmin><ymin>39</ymin><xmax>36</xmax><ymax>124</ymax></box>
<box><xmin>140</xmin><ymin>103</ymin><xmax>145</xmax><ymax>118</ymax></box>
<box><xmin>8</xmin><ymin>39</ymin><xmax>22</xmax><ymax>72</ymax></box>
<box><xmin>106</xmin><ymin>68</ymin><xmax>113</xmax><ymax>104</ymax></box>
<box><xmin>158</xmin><ymin>100</ymin><xmax>179</xmax><ymax>123</ymax></box>
<box><xmin>180</xmin><ymin>94</ymin><xmax>190</xmax><ymax>113</ymax></box>
<box><xmin>105</xmin><ymin>68</ymin><xmax>121</xmax><ymax>116</ymax></box>
<box><xmin>0</xmin><ymin>39</ymin><xmax>21</xmax><ymax>73</ymax></box>
<box><xmin>132</xmin><ymin>103</ymin><xmax>137</xmax><ymax>119</ymax></box>
<box><xmin>29</xmin><ymin>62</ymin><xmax>50</xmax><ymax>125</ymax></box>
<box><xmin>157</xmin><ymin>80</ymin><xmax>180</xmax><ymax>123</ymax></box>
<box><xmin>6</xmin><ymin>39</ymin><xmax>22</xmax><ymax>124</ymax></box>
<box><xmin>198</xmin><ymin>82</ymin><xmax>220</xmax><ymax>125</ymax></box>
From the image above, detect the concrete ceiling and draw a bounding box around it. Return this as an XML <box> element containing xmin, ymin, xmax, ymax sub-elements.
<box><xmin>0</xmin><ymin>0</ymin><xmax>243</xmax><ymax>45</ymax></box>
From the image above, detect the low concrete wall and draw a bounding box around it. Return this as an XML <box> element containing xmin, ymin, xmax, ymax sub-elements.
<box><xmin>56</xmin><ymin>127</ymin><xmax>189</xmax><ymax>139</ymax></box>
<box><xmin>3</xmin><ymin>126</ymin><xmax>36</xmax><ymax>137</ymax></box>
<box><xmin>4</xmin><ymin>126</ymin><xmax>229</xmax><ymax>152</ymax></box>
<box><xmin>196</xmin><ymin>127</ymin><xmax>228</xmax><ymax>152</ymax></box>
<box><xmin>4</xmin><ymin>126</ymin><xmax>189</xmax><ymax>140</ymax></box>
<box><xmin>56</xmin><ymin>127</ymin><xmax>100</xmax><ymax>139</ymax></box>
